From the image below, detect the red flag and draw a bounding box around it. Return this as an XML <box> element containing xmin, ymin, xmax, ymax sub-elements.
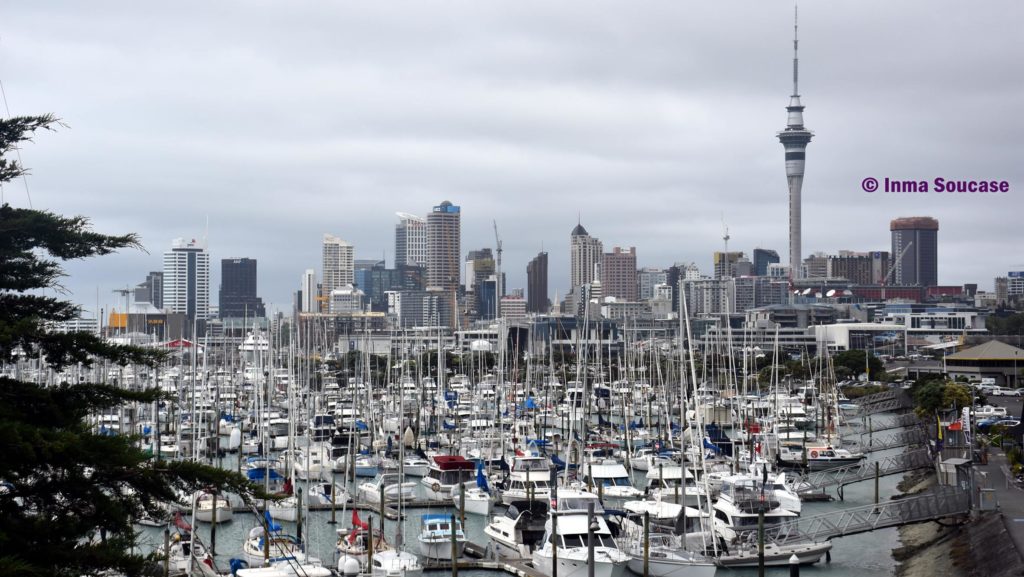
<box><xmin>352</xmin><ymin>509</ymin><xmax>368</xmax><ymax>530</ymax></box>
<box><xmin>348</xmin><ymin>528</ymin><xmax>358</xmax><ymax>545</ymax></box>
<box><xmin>948</xmin><ymin>421</ymin><xmax>963</xmax><ymax>431</ymax></box>
<box><xmin>173</xmin><ymin>511</ymin><xmax>192</xmax><ymax>532</ymax></box>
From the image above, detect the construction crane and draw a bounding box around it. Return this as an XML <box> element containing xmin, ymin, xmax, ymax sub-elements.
<box><xmin>881</xmin><ymin>241</ymin><xmax>913</xmax><ymax>301</ymax></box>
<box><xmin>493</xmin><ymin>220</ymin><xmax>503</xmax><ymax>320</ymax></box>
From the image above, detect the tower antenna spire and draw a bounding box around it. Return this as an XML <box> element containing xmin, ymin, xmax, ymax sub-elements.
<box><xmin>793</xmin><ymin>4</ymin><xmax>799</xmax><ymax>96</ymax></box>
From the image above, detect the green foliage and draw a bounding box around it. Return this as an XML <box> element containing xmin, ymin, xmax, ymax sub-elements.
<box><xmin>912</xmin><ymin>375</ymin><xmax>973</xmax><ymax>418</ymax></box>
<box><xmin>0</xmin><ymin>115</ymin><xmax>260</xmax><ymax>577</ymax></box>
<box><xmin>986</xmin><ymin>313</ymin><xmax>1024</xmax><ymax>335</ymax></box>
<box><xmin>832</xmin><ymin>350</ymin><xmax>884</xmax><ymax>380</ymax></box>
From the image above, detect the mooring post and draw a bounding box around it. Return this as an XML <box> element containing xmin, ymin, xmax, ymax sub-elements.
<box><xmin>451</xmin><ymin>512</ymin><xmax>459</xmax><ymax>577</ymax></box>
<box><xmin>588</xmin><ymin>502</ymin><xmax>596</xmax><ymax>577</ymax></box>
<box><xmin>757</xmin><ymin>508</ymin><xmax>765</xmax><ymax>577</ymax></box>
<box><xmin>643</xmin><ymin>511</ymin><xmax>650</xmax><ymax>577</ymax></box>
<box><xmin>329</xmin><ymin>471</ymin><xmax>338</xmax><ymax>524</ymax></box>
<box><xmin>874</xmin><ymin>462</ymin><xmax>880</xmax><ymax>505</ymax></box>
<box><xmin>789</xmin><ymin>553</ymin><xmax>800</xmax><ymax>577</ymax></box>
<box><xmin>210</xmin><ymin>492</ymin><xmax>217</xmax><ymax>555</ymax></box>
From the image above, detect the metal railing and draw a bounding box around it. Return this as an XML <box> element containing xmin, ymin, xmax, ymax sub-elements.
<box><xmin>794</xmin><ymin>449</ymin><xmax>934</xmax><ymax>494</ymax></box>
<box><xmin>736</xmin><ymin>486</ymin><xmax>970</xmax><ymax>546</ymax></box>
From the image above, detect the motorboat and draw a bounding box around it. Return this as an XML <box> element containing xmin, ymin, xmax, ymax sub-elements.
<box><xmin>643</xmin><ymin>465</ymin><xmax>707</xmax><ymax>508</ymax></box>
<box><xmin>501</xmin><ymin>454</ymin><xmax>553</xmax><ymax>505</ymax></box>
<box><xmin>582</xmin><ymin>459</ymin><xmax>643</xmax><ymax>503</ymax></box>
<box><xmin>421</xmin><ymin>455</ymin><xmax>476</xmax><ymax>500</ymax></box>
<box><xmin>712</xmin><ymin>475</ymin><xmax>798</xmax><ymax>543</ymax></box>
<box><xmin>370</xmin><ymin>548</ymin><xmax>423</xmax><ymax>577</ymax></box>
<box><xmin>417</xmin><ymin>514</ymin><xmax>467</xmax><ymax>560</ymax></box>
<box><xmin>531</xmin><ymin>488</ymin><xmax>630</xmax><ymax>577</ymax></box>
<box><xmin>483</xmin><ymin>499</ymin><xmax>549</xmax><ymax>559</ymax></box>
<box><xmin>358</xmin><ymin>472</ymin><xmax>416</xmax><ymax>504</ymax></box>
<box><xmin>402</xmin><ymin>455</ymin><xmax>431</xmax><ymax>477</ymax></box>
<box><xmin>452</xmin><ymin>486</ymin><xmax>493</xmax><ymax>516</ymax></box>
<box><xmin>777</xmin><ymin>444</ymin><xmax>865</xmax><ymax>471</ymax></box>
<box><xmin>629</xmin><ymin>446</ymin><xmax>676</xmax><ymax>472</ymax></box>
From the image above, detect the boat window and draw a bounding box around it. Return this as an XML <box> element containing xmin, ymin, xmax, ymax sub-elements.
<box><xmin>562</xmin><ymin>535</ymin><xmax>586</xmax><ymax>548</ymax></box>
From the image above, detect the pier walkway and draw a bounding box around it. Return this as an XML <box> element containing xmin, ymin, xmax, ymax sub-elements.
<box><xmin>846</xmin><ymin>427</ymin><xmax>928</xmax><ymax>453</ymax></box>
<box><xmin>794</xmin><ymin>449</ymin><xmax>934</xmax><ymax>498</ymax></box>
<box><xmin>843</xmin><ymin>413</ymin><xmax>922</xmax><ymax>435</ymax></box>
<box><xmin>853</xmin><ymin>389</ymin><xmax>914</xmax><ymax>417</ymax></box>
<box><xmin>740</xmin><ymin>486</ymin><xmax>969</xmax><ymax>546</ymax></box>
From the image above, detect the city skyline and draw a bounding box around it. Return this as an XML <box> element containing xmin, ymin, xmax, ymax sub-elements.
<box><xmin>2</xmin><ymin>2</ymin><xmax>1020</xmax><ymax>315</ymax></box>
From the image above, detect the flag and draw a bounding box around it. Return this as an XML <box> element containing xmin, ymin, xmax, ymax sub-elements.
<box><xmin>937</xmin><ymin>415</ymin><xmax>943</xmax><ymax>441</ymax></box>
<box><xmin>173</xmin><ymin>510</ymin><xmax>192</xmax><ymax>532</ymax></box>
<box><xmin>352</xmin><ymin>509</ymin><xmax>368</xmax><ymax>530</ymax></box>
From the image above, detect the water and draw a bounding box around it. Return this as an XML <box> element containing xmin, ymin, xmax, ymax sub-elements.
<box><xmin>137</xmin><ymin>433</ymin><xmax>909</xmax><ymax>575</ymax></box>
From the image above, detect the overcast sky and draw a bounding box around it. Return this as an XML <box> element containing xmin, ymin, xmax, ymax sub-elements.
<box><xmin>3</xmin><ymin>1</ymin><xmax>1022</xmax><ymax>315</ymax></box>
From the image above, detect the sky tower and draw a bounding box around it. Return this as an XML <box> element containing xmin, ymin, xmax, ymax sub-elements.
<box><xmin>777</xmin><ymin>7</ymin><xmax>813</xmax><ymax>279</ymax></box>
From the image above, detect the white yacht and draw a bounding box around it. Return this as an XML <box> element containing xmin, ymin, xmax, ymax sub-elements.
<box><xmin>417</xmin><ymin>514</ymin><xmax>467</xmax><ymax>560</ymax></box>
<box><xmin>712</xmin><ymin>475</ymin><xmax>798</xmax><ymax>543</ymax></box>
<box><xmin>582</xmin><ymin>459</ymin><xmax>643</xmax><ymax>502</ymax></box>
<box><xmin>193</xmin><ymin>490</ymin><xmax>233</xmax><ymax>524</ymax></box>
<box><xmin>532</xmin><ymin>488</ymin><xmax>630</xmax><ymax>577</ymax></box>
<box><xmin>484</xmin><ymin>499</ymin><xmax>549</xmax><ymax>559</ymax></box>
<box><xmin>358</xmin><ymin>472</ymin><xmax>416</xmax><ymax>504</ymax></box>
<box><xmin>643</xmin><ymin>465</ymin><xmax>707</xmax><ymax>508</ymax></box>
<box><xmin>421</xmin><ymin>455</ymin><xmax>476</xmax><ymax>500</ymax></box>
<box><xmin>501</xmin><ymin>455</ymin><xmax>554</xmax><ymax>505</ymax></box>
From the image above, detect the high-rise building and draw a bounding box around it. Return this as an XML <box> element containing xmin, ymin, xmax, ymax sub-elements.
<box><xmin>527</xmin><ymin>251</ymin><xmax>549</xmax><ymax>314</ymax></box>
<box><xmin>465</xmin><ymin>249</ymin><xmax>495</xmax><ymax>292</ymax></box>
<box><xmin>163</xmin><ymin>238</ymin><xmax>210</xmax><ymax>328</ymax></box>
<box><xmin>219</xmin><ymin>258</ymin><xmax>265</xmax><ymax>318</ymax></box>
<box><xmin>777</xmin><ymin>11</ymin><xmax>813</xmax><ymax>279</ymax></box>
<box><xmin>752</xmin><ymin>248</ymin><xmax>780</xmax><ymax>277</ymax></box>
<box><xmin>829</xmin><ymin>251</ymin><xmax>890</xmax><ymax>285</ymax></box>
<box><xmin>890</xmin><ymin>217</ymin><xmax>939</xmax><ymax>286</ymax></box>
<box><xmin>713</xmin><ymin>251</ymin><xmax>745</xmax><ymax>279</ymax></box>
<box><xmin>426</xmin><ymin>201</ymin><xmax>461</xmax><ymax>292</ymax></box>
<box><xmin>1007</xmin><ymin>272</ymin><xmax>1024</xmax><ymax>297</ymax></box>
<box><xmin>322</xmin><ymin>234</ymin><xmax>354</xmax><ymax>300</ymax></box>
<box><xmin>134</xmin><ymin>271</ymin><xmax>163</xmax><ymax>309</ymax></box>
<box><xmin>638</xmin><ymin>268</ymin><xmax>667</xmax><ymax>301</ymax></box>
<box><xmin>682</xmin><ymin>278</ymin><xmax>734</xmax><ymax>317</ymax></box>
<box><xmin>299</xmin><ymin>269</ymin><xmax>316</xmax><ymax>313</ymax></box>
<box><xmin>601</xmin><ymin>246</ymin><xmax>638</xmax><ymax>301</ymax></box>
<box><xmin>995</xmin><ymin>277</ymin><xmax>1009</xmax><ymax>306</ymax></box>
<box><xmin>395</xmin><ymin>212</ymin><xmax>427</xmax><ymax>268</ymax></box>
<box><xmin>570</xmin><ymin>222</ymin><xmax>602</xmax><ymax>292</ymax></box>
<box><xmin>500</xmin><ymin>295</ymin><xmax>527</xmax><ymax>321</ymax></box>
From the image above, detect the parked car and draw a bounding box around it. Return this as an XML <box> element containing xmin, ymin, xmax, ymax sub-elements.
<box><xmin>977</xmin><ymin>418</ymin><xmax>1021</xmax><ymax>432</ymax></box>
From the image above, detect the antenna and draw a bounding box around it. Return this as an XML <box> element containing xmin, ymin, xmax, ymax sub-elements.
<box><xmin>722</xmin><ymin>214</ymin><xmax>731</xmax><ymax>274</ymax></box>
<box><xmin>493</xmin><ymin>220</ymin><xmax>503</xmax><ymax>320</ymax></box>
<box><xmin>793</xmin><ymin>4</ymin><xmax>800</xmax><ymax>96</ymax></box>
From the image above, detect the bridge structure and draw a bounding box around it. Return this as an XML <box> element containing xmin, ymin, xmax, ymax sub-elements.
<box><xmin>853</xmin><ymin>389</ymin><xmax>915</xmax><ymax>417</ymax></box>
<box><xmin>846</xmin><ymin>427</ymin><xmax>929</xmax><ymax>454</ymax></box>
<box><xmin>844</xmin><ymin>413</ymin><xmax>922</xmax><ymax>435</ymax></box>
<box><xmin>738</xmin><ymin>486</ymin><xmax>970</xmax><ymax>546</ymax></box>
<box><xmin>794</xmin><ymin>448</ymin><xmax>935</xmax><ymax>499</ymax></box>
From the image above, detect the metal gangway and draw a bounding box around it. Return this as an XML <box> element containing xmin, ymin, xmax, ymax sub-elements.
<box><xmin>844</xmin><ymin>413</ymin><xmax>922</xmax><ymax>435</ymax></box>
<box><xmin>854</xmin><ymin>390</ymin><xmax>914</xmax><ymax>417</ymax></box>
<box><xmin>794</xmin><ymin>449</ymin><xmax>935</xmax><ymax>498</ymax></box>
<box><xmin>847</xmin><ymin>428</ymin><xmax>929</xmax><ymax>453</ymax></box>
<box><xmin>738</xmin><ymin>486</ymin><xmax>970</xmax><ymax>546</ymax></box>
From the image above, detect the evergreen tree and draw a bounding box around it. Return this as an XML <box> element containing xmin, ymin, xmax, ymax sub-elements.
<box><xmin>0</xmin><ymin>115</ymin><xmax>259</xmax><ymax>577</ymax></box>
